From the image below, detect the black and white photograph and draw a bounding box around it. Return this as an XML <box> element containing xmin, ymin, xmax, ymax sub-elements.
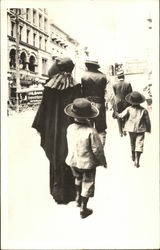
<box><xmin>1</xmin><ymin>0</ymin><xmax>159</xmax><ymax>249</ymax></box>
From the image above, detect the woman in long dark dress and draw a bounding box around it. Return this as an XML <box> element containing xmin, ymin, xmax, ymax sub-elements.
<box><xmin>32</xmin><ymin>57</ymin><xmax>82</xmax><ymax>204</ymax></box>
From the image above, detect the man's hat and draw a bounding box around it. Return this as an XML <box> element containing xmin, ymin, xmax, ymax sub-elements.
<box><xmin>117</xmin><ymin>70</ymin><xmax>124</xmax><ymax>78</ymax></box>
<box><xmin>125</xmin><ymin>91</ymin><xmax>146</xmax><ymax>105</ymax></box>
<box><xmin>64</xmin><ymin>98</ymin><xmax>99</xmax><ymax>119</ymax></box>
<box><xmin>85</xmin><ymin>59</ymin><xmax>100</xmax><ymax>68</ymax></box>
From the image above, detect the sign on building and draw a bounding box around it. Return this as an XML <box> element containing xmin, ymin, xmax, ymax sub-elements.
<box><xmin>125</xmin><ymin>59</ymin><xmax>148</xmax><ymax>74</ymax></box>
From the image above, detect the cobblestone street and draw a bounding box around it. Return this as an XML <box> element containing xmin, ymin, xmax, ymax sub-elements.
<box><xmin>3</xmin><ymin>108</ymin><xmax>158</xmax><ymax>249</ymax></box>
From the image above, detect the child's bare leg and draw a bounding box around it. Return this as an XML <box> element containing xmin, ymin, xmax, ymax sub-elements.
<box><xmin>75</xmin><ymin>176</ymin><xmax>82</xmax><ymax>207</ymax></box>
<box><xmin>75</xmin><ymin>185</ymin><xmax>81</xmax><ymax>207</ymax></box>
<box><xmin>134</xmin><ymin>133</ymin><xmax>144</xmax><ymax>167</ymax></box>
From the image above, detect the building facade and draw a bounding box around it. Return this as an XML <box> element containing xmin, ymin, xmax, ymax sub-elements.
<box><xmin>7</xmin><ymin>8</ymin><xmax>89</xmax><ymax>107</ymax></box>
<box><xmin>7</xmin><ymin>8</ymin><xmax>50</xmax><ymax>89</ymax></box>
<box><xmin>50</xmin><ymin>23</ymin><xmax>88</xmax><ymax>82</ymax></box>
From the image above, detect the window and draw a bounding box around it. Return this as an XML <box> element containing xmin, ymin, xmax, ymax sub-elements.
<box><xmin>42</xmin><ymin>58</ymin><xmax>47</xmax><ymax>75</ymax></box>
<box><xmin>33</xmin><ymin>33</ymin><xmax>36</xmax><ymax>46</ymax></box>
<box><xmin>18</xmin><ymin>9</ymin><xmax>21</xmax><ymax>15</ymax></box>
<box><xmin>44</xmin><ymin>8</ymin><xmax>48</xmax><ymax>14</ymax></box>
<box><xmin>20</xmin><ymin>52</ymin><xmax>26</xmax><ymax>70</ymax></box>
<box><xmin>26</xmin><ymin>8</ymin><xmax>30</xmax><ymax>21</ymax></box>
<box><xmin>29</xmin><ymin>55</ymin><xmax>35</xmax><ymax>72</ymax></box>
<box><xmin>33</xmin><ymin>10</ymin><xmax>36</xmax><ymax>24</ymax></box>
<box><xmin>11</xmin><ymin>22</ymin><xmax>15</xmax><ymax>37</ymax></box>
<box><xmin>26</xmin><ymin>29</ymin><xmax>30</xmax><ymax>43</ymax></box>
<box><xmin>44</xmin><ymin>39</ymin><xmax>47</xmax><ymax>51</ymax></box>
<box><xmin>44</xmin><ymin>18</ymin><xmax>47</xmax><ymax>31</ymax></box>
<box><xmin>39</xmin><ymin>14</ymin><xmax>42</xmax><ymax>29</ymax></box>
<box><xmin>39</xmin><ymin>36</ymin><xmax>42</xmax><ymax>49</ymax></box>
<box><xmin>9</xmin><ymin>49</ymin><xmax>16</xmax><ymax>68</ymax></box>
<box><xmin>19</xmin><ymin>26</ymin><xmax>23</xmax><ymax>41</ymax></box>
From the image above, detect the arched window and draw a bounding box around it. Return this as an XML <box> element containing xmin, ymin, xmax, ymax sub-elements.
<box><xmin>9</xmin><ymin>49</ymin><xmax>16</xmax><ymax>68</ymax></box>
<box><xmin>20</xmin><ymin>52</ymin><xmax>26</xmax><ymax>70</ymax></box>
<box><xmin>28</xmin><ymin>55</ymin><xmax>35</xmax><ymax>72</ymax></box>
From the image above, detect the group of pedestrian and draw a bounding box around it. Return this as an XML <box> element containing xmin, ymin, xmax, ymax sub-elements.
<box><xmin>32</xmin><ymin>56</ymin><xmax>151</xmax><ymax>219</ymax></box>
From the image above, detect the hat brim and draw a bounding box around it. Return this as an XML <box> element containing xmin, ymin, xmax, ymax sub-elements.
<box><xmin>64</xmin><ymin>103</ymin><xmax>99</xmax><ymax>119</ymax></box>
<box><xmin>85</xmin><ymin>62</ymin><xmax>100</xmax><ymax>68</ymax></box>
<box><xmin>117</xmin><ymin>73</ymin><xmax>124</xmax><ymax>77</ymax></box>
<box><xmin>125</xmin><ymin>93</ymin><xmax>145</xmax><ymax>105</ymax></box>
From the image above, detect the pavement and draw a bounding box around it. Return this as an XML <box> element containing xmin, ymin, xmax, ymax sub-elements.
<box><xmin>2</xmin><ymin>109</ymin><xmax>159</xmax><ymax>249</ymax></box>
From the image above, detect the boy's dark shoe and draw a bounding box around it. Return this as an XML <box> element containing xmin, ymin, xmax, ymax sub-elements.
<box><xmin>135</xmin><ymin>164</ymin><xmax>140</xmax><ymax>168</ymax></box>
<box><xmin>80</xmin><ymin>208</ymin><xmax>93</xmax><ymax>219</ymax></box>
<box><xmin>134</xmin><ymin>162</ymin><xmax>140</xmax><ymax>168</ymax></box>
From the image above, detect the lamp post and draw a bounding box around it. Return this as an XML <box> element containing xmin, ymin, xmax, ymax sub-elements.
<box><xmin>10</xmin><ymin>9</ymin><xmax>22</xmax><ymax>111</ymax></box>
<box><xmin>15</xmin><ymin>9</ymin><xmax>21</xmax><ymax>112</ymax></box>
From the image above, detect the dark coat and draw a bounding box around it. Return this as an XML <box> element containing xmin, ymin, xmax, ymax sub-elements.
<box><xmin>81</xmin><ymin>70</ymin><xmax>107</xmax><ymax>133</ymax></box>
<box><xmin>113</xmin><ymin>80</ymin><xmax>132</xmax><ymax>113</ymax></box>
<box><xmin>32</xmin><ymin>75</ymin><xmax>81</xmax><ymax>204</ymax></box>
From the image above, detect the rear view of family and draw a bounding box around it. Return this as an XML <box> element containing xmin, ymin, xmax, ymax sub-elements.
<box><xmin>32</xmin><ymin>57</ymin><xmax>151</xmax><ymax>219</ymax></box>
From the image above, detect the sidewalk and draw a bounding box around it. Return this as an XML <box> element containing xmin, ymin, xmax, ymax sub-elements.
<box><xmin>3</xmin><ymin>110</ymin><xmax>159</xmax><ymax>249</ymax></box>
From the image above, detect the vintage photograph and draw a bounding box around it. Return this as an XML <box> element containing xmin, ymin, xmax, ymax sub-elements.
<box><xmin>1</xmin><ymin>0</ymin><xmax>159</xmax><ymax>249</ymax></box>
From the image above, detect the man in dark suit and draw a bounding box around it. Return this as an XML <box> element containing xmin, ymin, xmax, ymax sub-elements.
<box><xmin>81</xmin><ymin>59</ymin><xmax>108</xmax><ymax>146</ymax></box>
<box><xmin>113</xmin><ymin>70</ymin><xmax>133</xmax><ymax>137</ymax></box>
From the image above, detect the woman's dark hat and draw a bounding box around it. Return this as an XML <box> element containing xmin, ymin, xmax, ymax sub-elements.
<box><xmin>64</xmin><ymin>98</ymin><xmax>99</xmax><ymax>119</ymax></box>
<box><xmin>85</xmin><ymin>59</ymin><xmax>100</xmax><ymax>68</ymax></box>
<box><xmin>48</xmin><ymin>57</ymin><xmax>75</xmax><ymax>77</ymax></box>
<box><xmin>125</xmin><ymin>91</ymin><xmax>146</xmax><ymax>105</ymax></box>
<box><xmin>56</xmin><ymin>57</ymin><xmax>75</xmax><ymax>73</ymax></box>
<box><xmin>56</xmin><ymin>57</ymin><xmax>74</xmax><ymax>67</ymax></box>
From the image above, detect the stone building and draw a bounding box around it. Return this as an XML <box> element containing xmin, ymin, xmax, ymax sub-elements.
<box><xmin>7</xmin><ymin>8</ymin><xmax>50</xmax><ymax>91</ymax></box>
<box><xmin>7</xmin><ymin>8</ymin><xmax>88</xmax><ymax>106</ymax></box>
<box><xmin>50</xmin><ymin>23</ymin><xmax>88</xmax><ymax>83</ymax></box>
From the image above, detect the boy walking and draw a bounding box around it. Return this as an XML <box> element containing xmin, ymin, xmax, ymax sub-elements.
<box><xmin>64</xmin><ymin>98</ymin><xmax>107</xmax><ymax>218</ymax></box>
<box><xmin>115</xmin><ymin>91</ymin><xmax>151</xmax><ymax>167</ymax></box>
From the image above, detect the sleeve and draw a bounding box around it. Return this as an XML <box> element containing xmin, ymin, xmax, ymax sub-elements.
<box><xmin>128</xmin><ymin>83</ymin><xmax>133</xmax><ymax>93</ymax></box>
<box><xmin>100</xmin><ymin>75</ymin><xmax>108</xmax><ymax>98</ymax></box>
<box><xmin>104</xmin><ymin>81</ymin><xmax>115</xmax><ymax>110</ymax></box>
<box><xmin>90</xmin><ymin>130</ymin><xmax>106</xmax><ymax>166</ymax></box>
<box><xmin>144</xmin><ymin>109</ymin><xmax>151</xmax><ymax>132</ymax></box>
<box><xmin>118</xmin><ymin>107</ymin><xmax>129</xmax><ymax>119</ymax></box>
<box><xmin>113</xmin><ymin>84</ymin><xmax>116</xmax><ymax>95</ymax></box>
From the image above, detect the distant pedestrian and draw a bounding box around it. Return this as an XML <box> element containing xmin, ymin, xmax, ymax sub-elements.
<box><xmin>81</xmin><ymin>59</ymin><xmax>108</xmax><ymax>146</ymax></box>
<box><xmin>64</xmin><ymin>98</ymin><xmax>107</xmax><ymax>218</ymax></box>
<box><xmin>115</xmin><ymin>91</ymin><xmax>151</xmax><ymax>167</ymax></box>
<box><xmin>143</xmin><ymin>83</ymin><xmax>152</xmax><ymax>112</ymax></box>
<box><xmin>32</xmin><ymin>57</ymin><xmax>82</xmax><ymax>204</ymax></box>
<box><xmin>112</xmin><ymin>70</ymin><xmax>133</xmax><ymax>137</ymax></box>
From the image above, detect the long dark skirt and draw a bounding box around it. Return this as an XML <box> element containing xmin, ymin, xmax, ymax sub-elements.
<box><xmin>32</xmin><ymin>85</ymin><xmax>81</xmax><ymax>204</ymax></box>
<box><xmin>50</xmin><ymin>163</ymin><xmax>75</xmax><ymax>204</ymax></box>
